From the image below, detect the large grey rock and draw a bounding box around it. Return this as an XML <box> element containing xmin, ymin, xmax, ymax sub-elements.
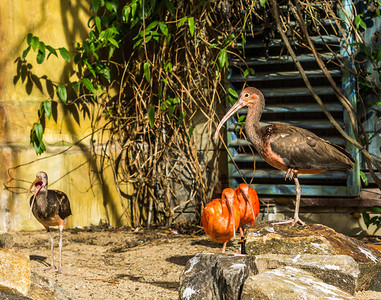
<box><xmin>0</xmin><ymin>248</ymin><xmax>30</xmax><ymax>296</ymax></box>
<box><xmin>241</xmin><ymin>266</ymin><xmax>355</xmax><ymax>300</ymax></box>
<box><xmin>179</xmin><ymin>253</ymin><xmax>255</xmax><ymax>300</ymax></box>
<box><xmin>245</xmin><ymin>222</ymin><xmax>381</xmax><ymax>291</ymax></box>
<box><xmin>179</xmin><ymin>253</ymin><xmax>216</xmax><ymax>300</ymax></box>
<box><xmin>213</xmin><ymin>255</ymin><xmax>255</xmax><ymax>300</ymax></box>
<box><xmin>255</xmin><ymin>254</ymin><xmax>360</xmax><ymax>294</ymax></box>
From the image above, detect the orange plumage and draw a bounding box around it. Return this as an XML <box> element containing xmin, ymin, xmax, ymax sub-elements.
<box><xmin>234</xmin><ymin>183</ymin><xmax>260</xmax><ymax>238</ymax></box>
<box><xmin>202</xmin><ymin>188</ymin><xmax>240</xmax><ymax>253</ymax></box>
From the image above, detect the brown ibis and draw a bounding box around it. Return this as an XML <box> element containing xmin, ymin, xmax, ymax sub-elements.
<box><xmin>215</xmin><ymin>87</ymin><xmax>355</xmax><ymax>226</ymax></box>
<box><xmin>234</xmin><ymin>183</ymin><xmax>260</xmax><ymax>238</ymax></box>
<box><xmin>26</xmin><ymin>171</ymin><xmax>72</xmax><ymax>273</ymax></box>
<box><xmin>202</xmin><ymin>188</ymin><xmax>240</xmax><ymax>253</ymax></box>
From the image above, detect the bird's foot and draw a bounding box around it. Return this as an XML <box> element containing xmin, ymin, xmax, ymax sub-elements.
<box><xmin>43</xmin><ymin>266</ymin><xmax>68</xmax><ymax>275</ymax></box>
<box><xmin>43</xmin><ymin>266</ymin><xmax>58</xmax><ymax>273</ymax></box>
<box><xmin>285</xmin><ymin>168</ymin><xmax>298</xmax><ymax>181</ymax></box>
<box><xmin>57</xmin><ymin>267</ymin><xmax>69</xmax><ymax>275</ymax></box>
<box><xmin>272</xmin><ymin>217</ymin><xmax>306</xmax><ymax>227</ymax></box>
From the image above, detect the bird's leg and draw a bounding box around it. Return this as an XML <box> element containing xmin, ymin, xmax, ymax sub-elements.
<box><xmin>57</xmin><ymin>224</ymin><xmax>67</xmax><ymax>274</ymax></box>
<box><xmin>292</xmin><ymin>177</ymin><xmax>305</xmax><ymax>226</ymax></box>
<box><xmin>273</xmin><ymin>172</ymin><xmax>306</xmax><ymax>226</ymax></box>
<box><xmin>44</xmin><ymin>228</ymin><xmax>56</xmax><ymax>272</ymax></box>
<box><xmin>239</xmin><ymin>226</ymin><xmax>244</xmax><ymax>239</ymax></box>
<box><xmin>221</xmin><ymin>241</ymin><xmax>227</xmax><ymax>254</ymax></box>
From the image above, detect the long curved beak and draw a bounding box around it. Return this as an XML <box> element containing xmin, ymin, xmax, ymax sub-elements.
<box><xmin>242</xmin><ymin>190</ymin><xmax>256</xmax><ymax>225</ymax></box>
<box><xmin>26</xmin><ymin>177</ymin><xmax>43</xmax><ymax>221</ymax></box>
<box><xmin>225</xmin><ymin>196</ymin><xmax>236</xmax><ymax>239</ymax></box>
<box><xmin>214</xmin><ymin>97</ymin><xmax>246</xmax><ymax>142</ymax></box>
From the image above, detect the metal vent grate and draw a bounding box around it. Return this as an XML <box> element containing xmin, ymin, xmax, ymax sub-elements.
<box><xmin>226</xmin><ymin>9</ymin><xmax>360</xmax><ymax>197</ymax></box>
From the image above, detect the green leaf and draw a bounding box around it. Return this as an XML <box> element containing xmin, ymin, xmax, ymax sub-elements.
<box><xmin>188</xmin><ymin>126</ymin><xmax>195</xmax><ymax>139</ymax></box>
<box><xmin>354</xmin><ymin>15</ymin><xmax>367</xmax><ymax>30</ymax></box>
<box><xmin>22</xmin><ymin>45</ymin><xmax>31</xmax><ymax>58</ymax></box>
<box><xmin>177</xmin><ymin>112</ymin><xmax>186</xmax><ymax>127</ymax></box>
<box><xmin>159</xmin><ymin>22</ymin><xmax>168</xmax><ymax>37</ymax></box>
<box><xmin>122</xmin><ymin>5</ymin><xmax>130</xmax><ymax>22</ymax></box>
<box><xmin>108</xmin><ymin>38</ymin><xmax>119</xmax><ymax>48</ymax></box>
<box><xmin>370</xmin><ymin>207</ymin><xmax>381</xmax><ymax>213</ymax></box>
<box><xmin>105</xmin><ymin>1</ymin><xmax>115</xmax><ymax>12</ymax></box>
<box><xmin>34</xmin><ymin>123</ymin><xmax>44</xmax><ymax>143</ymax></box>
<box><xmin>45</xmin><ymin>45</ymin><xmax>58</xmax><ymax>57</ymax></box>
<box><xmin>260</xmin><ymin>0</ymin><xmax>267</xmax><ymax>6</ymax></box>
<box><xmin>92</xmin><ymin>0</ymin><xmax>100</xmax><ymax>13</ymax></box>
<box><xmin>244</xmin><ymin>69</ymin><xmax>249</xmax><ymax>77</ymax></box>
<box><xmin>164</xmin><ymin>61</ymin><xmax>172</xmax><ymax>72</ymax></box>
<box><xmin>59</xmin><ymin>47</ymin><xmax>71</xmax><ymax>62</ymax></box>
<box><xmin>188</xmin><ymin>17</ymin><xmax>195</xmax><ymax>37</ymax></box>
<box><xmin>72</xmin><ymin>81</ymin><xmax>79</xmax><ymax>97</ymax></box>
<box><xmin>26</xmin><ymin>33</ymin><xmax>33</xmax><ymax>45</ymax></box>
<box><xmin>95</xmin><ymin>16</ymin><xmax>102</xmax><ymax>32</ymax></box>
<box><xmin>148</xmin><ymin>106</ymin><xmax>155</xmax><ymax>128</ymax></box>
<box><xmin>145</xmin><ymin>21</ymin><xmax>159</xmax><ymax>33</ymax></box>
<box><xmin>57</xmin><ymin>85</ymin><xmax>67</xmax><ymax>103</ymax></box>
<box><xmin>36</xmin><ymin>48</ymin><xmax>46</xmax><ymax>64</ymax></box>
<box><xmin>31</xmin><ymin>36</ymin><xmax>40</xmax><ymax>51</ymax></box>
<box><xmin>218</xmin><ymin>48</ymin><xmax>228</xmax><ymax>68</ymax></box>
<box><xmin>360</xmin><ymin>171</ymin><xmax>369</xmax><ymax>186</ymax></box>
<box><xmin>81</xmin><ymin>78</ymin><xmax>96</xmax><ymax>94</ymax></box>
<box><xmin>362</xmin><ymin>210</ymin><xmax>370</xmax><ymax>227</ymax></box>
<box><xmin>177</xmin><ymin>17</ymin><xmax>187</xmax><ymax>28</ymax></box>
<box><xmin>43</xmin><ymin>100</ymin><xmax>52</xmax><ymax>119</ymax></box>
<box><xmin>228</xmin><ymin>88</ymin><xmax>238</xmax><ymax>98</ymax></box>
<box><xmin>144</xmin><ymin>61</ymin><xmax>151</xmax><ymax>82</ymax></box>
<box><xmin>168</xmin><ymin>105</ymin><xmax>175</xmax><ymax>119</ymax></box>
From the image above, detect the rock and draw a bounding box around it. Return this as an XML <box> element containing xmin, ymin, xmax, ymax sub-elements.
<box><xmin>245</xmin><ymin>222</ymin><xmax>381</xmax><ymax>290</ymax></box>
<box><xmin>0</xmin><ymin>289</ymin><xmax>31</xmax><ymax>299</ymax></box>
<box><xmin>28</xmin><ymin>272</ymin><xmax>76</xmax><ymax>300</ymax></box>
<box><xmin>179</xmin><ymin>253</ymin><xmax>216</xmax><ymax>300</ymax></box>
<box><xmin>214</xmin><ymin>255</ymin><xmax>256</xmax><ymax>300</ymax></box>
<box><xmin>255</xmin><ymin>254</ymin><xmax>359</xmax><ymax>294</ymax></box>
<box><xmin>241</xmin><ymin>266</ymin><xmax>355</xmax><ymax>300</ymax></box>
<box><xmin>0</xmin><ymin>233</ymin><xmax>14</xmax><ymax>249</ymax></box>
<box><xmin>0</xmin><ymin>248</ymin><xmax>30</xmax><ymax>296</ymax></box>
<box><xmin>179</xmin><ymin>253</ymin><xmax>255</xmax><ymax>300</ymax></box>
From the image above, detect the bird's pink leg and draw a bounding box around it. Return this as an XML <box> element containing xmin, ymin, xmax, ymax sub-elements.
<box><xmin>221</xmin><ymin>241</ymin><xmax>227</xmax><ymax>254</ymax></box>
<box><xmin>239</xmin><ymin>227</ymin><xmax>244</xmax><ymax>239</ymax></box>
<box><xmin>57</xmin><ymin>225</ymin><xmax>68</xmax><ymax>274</ymax></box>
<box><xmin>44</xmin><ymin>228</ymin><xmax>56</xmax><ymax>272</ymax></box>
<box><xmin>292</xmin><ymin>177</ymin><xmax>305</xmax><ymax>226</ymax></box>
<box><xmin>273</xmin><ymin>176</ymin><xmax>305</xmax><ymax>226</ymax></box>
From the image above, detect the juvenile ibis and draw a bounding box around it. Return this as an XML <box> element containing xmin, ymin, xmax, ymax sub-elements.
<box><xmin>202</xmin><ymin>188</ymin><xmax>240</xmax><ymax>253</ymax></box>
<box><xmin>26</xmin><ymin>171</ymin><xmax>72</xmax><ymax>273</ymax></box>
<box><xmin>215</xmin><ymin>87</ymin><xmax>355</xmax><ymax>226</ymax></box>
<box><xmin>234</xmin><ymin>183</ymin><xmax>260</xmax><ymax>238</ymax></box>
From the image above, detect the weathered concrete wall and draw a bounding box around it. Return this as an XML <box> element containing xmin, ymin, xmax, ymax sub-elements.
<box><xmin>0</xmin><ymin>1</ymin><xmax>132</xmax><ymax>231</ymax></box>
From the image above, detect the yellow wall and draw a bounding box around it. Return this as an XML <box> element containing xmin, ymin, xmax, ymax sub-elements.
<box><xmin>0</xmin><ymin>1</ymin><xmax>132</xmax><ymax>231</ymax></box>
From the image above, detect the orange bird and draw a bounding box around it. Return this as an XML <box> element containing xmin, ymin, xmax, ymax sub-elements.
<box><xmin>202</xmin><ymin>188</ymin><xmax>240</xmax><ymax>253</ymax></box>
<box><xmin>234</xmin><ymin>183</ymin><xmax>260</xmax><ymax>238</ymax></box>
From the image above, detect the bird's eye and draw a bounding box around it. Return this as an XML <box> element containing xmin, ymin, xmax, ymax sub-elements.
<box><xmin>244</xmin><ymin>93</ymin><xmax>249</xmax><ymax>98</ymax></box>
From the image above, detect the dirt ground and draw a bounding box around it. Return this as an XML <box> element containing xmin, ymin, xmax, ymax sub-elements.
<box><xmin>11</xmin><ymin>225</ymin><xmax>381</xmax><ymax>300</ymax></box>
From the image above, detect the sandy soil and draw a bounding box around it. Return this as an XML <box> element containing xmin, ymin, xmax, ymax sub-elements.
<box><xmin>11</xmin><ymin>225</ymin><xmax>381</xmax><ymax>300</ymax></box>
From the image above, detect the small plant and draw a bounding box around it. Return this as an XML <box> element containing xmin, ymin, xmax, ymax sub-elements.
<box><xmin>362</xmin><ymin>207</ymin><xmax>381</xmax><ymax>232</ymax></box>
